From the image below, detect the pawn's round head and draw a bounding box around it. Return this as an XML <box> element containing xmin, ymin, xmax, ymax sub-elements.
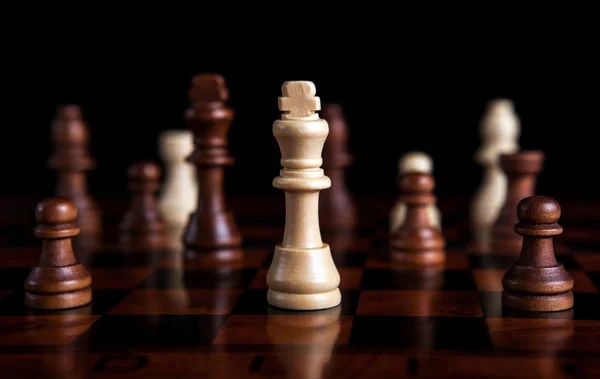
<box><xmin>159</xmin><ymin>130</ymin><xmax>194</xmax><ymax>162</ymax></box>
<box><xmin>128</xmin><ymin>161</ymin><xmax>161</xmax><ymax>181</ymax></box>
<box><xmin>399</xmin><ymin>172</ymin><xmax>435</xmax><ymax>193</ymax></box>
<box><xmin>517</xmin><ymin>196</ymin><xmax>561</xmax><ymax>224</ymax></box>
<box><xmin>399</xmin><ymin>151</ymin><xmax>432</xmax><ymax>174</ymax></box>
<box><xmin>35</xmin><ymin>197</ymin><xmax>77</xmax><ymax>225</ymax></box>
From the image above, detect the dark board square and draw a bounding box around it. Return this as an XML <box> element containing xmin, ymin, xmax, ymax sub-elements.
<box><xmin>85</xmin><ymin>251</ymin><xmax>165</xmax><ymax>268</ymax></box>
<box><xmin>73</xmin><ymin>314</ymin><xmax>226</xmax><ymax>349</ymax></box>
<box><xmin>349</xmin><ymin>316</ymin><xmax>492</xmax><ymax>350</ymax></box>
<box><xmin>585</xmin><ymin>272</ymin><xmax>600</xmax><ymax>292</ymax></box>
<box><xmin>573</xmin><ymin>293</ymin><xmax>600</xmax><ymax>320</ymax></box>
<box><xmin>479</xmin><ymin>291</ymin><xmax>599</xmax><ymax>320</ymax></box>
<box><xmin>230</xmin><ymin>289</ymin><xmax>359</xmax><ymax>316</ymax></box>
<box><xmin>0</xmin><ymin>269</ymin><xmax>29</xmax><ymax>289</ymax></box>
<box><xmin>140</xmin><ymin>268</ymin><xmax>257</xmax><ymax>289</ymax></box>
<box><xmin>468</xmin><ymin>255</ymin><xmax>517</xmax><ymax>269</ymax></box>
<box><xmin>361</xmin><ymin>269</ymin><xmax>476</xmax><ymax>290</ymax></box>
<box><xmin>0</xmin><ymin>289</ymin><xmax>130</xmax><ymax>316</ymax></box>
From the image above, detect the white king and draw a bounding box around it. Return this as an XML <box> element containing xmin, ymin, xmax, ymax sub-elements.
<box><xmin>266</xmin><ymin>81</ymin><xmax>341</xmax><ymax>310</ymax></box>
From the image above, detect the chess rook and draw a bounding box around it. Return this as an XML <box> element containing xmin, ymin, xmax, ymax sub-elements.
<box><xmin>183</xmin><ymin>74</ymin><xmax>242</xmax><ymax>260</ymax></box>
<box><xmin>266</xmin><ymin>81</ymin><xmax>341</xmax><ymax>310</ymax></box>
<box><xmin>470</xmin><ymin>99</ymin><xmax>520</xmax><ymax>249</ymax></box>
<box><xmin>24</xmin><ymin>197</ymin><xmax>92</xmax><ymax>309</ymax></box>
<box><xmin>319</xmin><ymin>103</ymin><xmax>357</xmax><ymax>229</ymax></box>
<box><xmin>158</xmin><ymin>130</ymin><xmax>198</xmax><ymax>236</ymax></box>
<box><xmin>502</xmin><ymin>196</ymin><xmax>574</xmax><ymax>311</ymax></box>
<box><xmin>119</xmin><ymin>161</ymin><xmax>167</xmax><ymax>251</ymax></box>
<box><xmin>389</xmin><ymin>172</ymin><xmax>445</xmax><ymax>266</ymax></box>
<box><xmin>48</xmin><ymin>104</ymin><xmax>101</xmax><ymax>237</ymax></box>
<box><xmin>491</xmin><ymin>150</ymin><xmax>544</xmax><ymax>254</ymax></box>
<box><xmin>390</xmin><ymin>151</ymin><xmax>441</xmax><ymax>233</ymax></box>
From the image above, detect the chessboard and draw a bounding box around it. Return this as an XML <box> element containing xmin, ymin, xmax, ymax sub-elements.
<box><xmin>0</xmin><ymin>195</ymin><xmax>599</xmax><ymax>378</ymax></box>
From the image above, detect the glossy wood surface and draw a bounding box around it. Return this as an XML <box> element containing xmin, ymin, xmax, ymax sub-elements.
<box><xmin>1</xmin><ymin>195</ymin><xmax>600</xmax><ymax>378</ymax></box>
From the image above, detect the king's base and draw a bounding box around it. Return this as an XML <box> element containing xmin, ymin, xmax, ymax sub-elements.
<box><xmin>502</xmin><ymin>290</ymin><xmax>574</xmax><ymax>312</ymax></box>
<box><xmin>267</xmin><ymin>288</ymin><xmax>341</xmax><ymax>311</ymax></box>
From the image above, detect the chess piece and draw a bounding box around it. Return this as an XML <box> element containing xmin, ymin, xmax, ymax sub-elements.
<box><xmin>119</xmin><ymin>161</ymin><xmax>167</xmax><ymax>251</ymax></box>
<box><xmin>24</xmin><ymin>197</ymin><xmax>92</xmax><ymax>309</ymax></box>
<box><xmin>470</xmin><ymin>99</ymin><xmax>520</xmax><ymax>249</ymax></box>
<box><xmin>183</xmin><ymin>74</ymin><xmax>242</xmax><ymax>260</ymax></box>
<box><xmin>266</xmin><ymin>81</ymin><xmax>341</xmax><ymax>310</ymax></box>
<box><xmin>390</xmin><ymin>151</ymin><xmax>441</xmax><ymax>233</ymax></box>
<box><xmin>158</xmin><ymin>129</ymin><xmax>198</xmax><ymax>246</ymax></box>
<box><xmin>389</xmin><ymin>172</ymin><xmax>445</xmax><ymax>266</ymax></box>
<box><xmin>319</xmin><ymin>103</ymin><xmax>358</xmax><ymax>230</ymax></box>
<box><xmin>502</xmin><ymin>196</ymin><xmax>574</xmax><ymax>311</ymax></box>
<box><xmin>491</xmin><ymin>150</ymin><xmax>544</xmax><ymax>254</ymax></box>
<box><xmin>48</xmin><ymin>104</ymin><xmax>101</xmax><ymax>238</ymax></box>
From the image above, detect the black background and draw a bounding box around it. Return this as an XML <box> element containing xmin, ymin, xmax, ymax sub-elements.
<box><xmin>2</xmin><ymin>2</ymin><xmax>599</xmax><ymax>200</ymax></box>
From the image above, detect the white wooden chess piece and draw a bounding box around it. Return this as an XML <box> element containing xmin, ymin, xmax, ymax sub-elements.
<box><xmin>470</xmin><ymin>99</ymin><xmax>520</xmax><ymax>248</ymax></box>
<box><xmin>266</xmin><ymin>81</ymin><xmax>341</xmax><ymax>311</ymax></box>
<box><xmin>158</xmin><ymin>130</ymin><xmax>198</xmax><ymax>248</ymax></box>
<box><xmin>390</xmin><ymin>151</ymin><xmax>441</xmax><ymax>234</ymax></box>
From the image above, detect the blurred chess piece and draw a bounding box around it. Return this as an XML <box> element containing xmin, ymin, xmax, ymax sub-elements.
<box><xmin>390</xmin><ymin>151</ymin><xmax>440</xmax><ymax>234</ymax></box>
<box><xmin>266</xmin><ymin>306</ymin><xmax>341</xmax><ymax>379</ymax></box>
<box><xmin>183</xmin><ymin>74</ymin><xmax>242</xmax><ymax>262</ymax></box>
<box><xmin>491</xmin><ymin>151</ymin><xmax>544</xmax><ymax>254</ymax></box>
<box><xmin>119</xmin><ymin>161</ymin><xmax>167</xmax><ymax>252</ymax></box>
<box><xmin>389</xmin><ymin>172</ymin><xmax>445</xmax><ymax>266</ymax></box>
<box><xmin>158</xmin><ymin>129</ymin><xmax>198</xmax><ymax>251</ymax></box>
<box><xmin>470</xmin><ymin>99</ymin><xmax>520</xmax><ymax>250</ymax></box>
<box><xmin>48</xmin><ymin>104</ymin><xmax>102</xmax><ymax>249</ymax></box>
<box><xmin>319</xmin><ymin>103</ymin><xmax>358</xmax><ymax>230</ymax></box>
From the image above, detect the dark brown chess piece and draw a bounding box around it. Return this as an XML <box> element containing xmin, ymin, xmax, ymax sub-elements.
<box><xmin>319</xmin><ymin>103</ymin><xmax>358</xmax><ymax>230</ymax></box>
<box><xmin>48</xmin><ymin>105</ymin><xmax>101</xmax><ymax>239</ymax></box>
<box><xmin>24</xmin><ymin>197</ymin><xmax>92</xmax><ymax>309</ymax></box>
<box><xmin>389</xmin><ymin>173</ymin><xmax>445</xmax><ymax>266</ymax></box>
<box><xmin>119</xmin><ymin>161</ymin><xmax>167</xmax><ymax>251</ymax></box>
<box><xmin>502</xmin><ymin>196</ymin><xmax>574</xmax><ymax>311</ymax></box>
<box><xmin>183</xmin><ymin>74</ymin><xmax>242</xmax><ymax>261</ymax></box>
<box><xmin>491</xmin><ymin>150</ymin><xmax>544</xmax><ymax>254</ymax></box>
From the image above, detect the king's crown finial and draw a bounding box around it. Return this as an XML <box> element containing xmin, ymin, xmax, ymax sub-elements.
<box><xmin>189</xmin><ymin>73</ymin><xmax>229</xmax><ymax>103</ymax></box>
<box><xmin>278</xmin><ymin>81</ymin><xmax>321</xmax><ymax>118</ymax></box>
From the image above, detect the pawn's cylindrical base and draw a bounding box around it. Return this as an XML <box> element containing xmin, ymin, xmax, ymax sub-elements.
<box><xmin>502</xmin><ymin>263</ymin><xmax>574</xmax><ymax>312</ymax></box>
<box><xmin>25</xmin><ymin>287</ymin><xmax>92</xmax><ymax>310</ymax></box>
<box><xmin>502</xmin><ymin>291</ymin><xmax>574</xmax><ymax>312</ymax></box>
<box><xmin>267</xmin><ymin>243</ymin><xmax>341</xmax><ymax>311</ymax></box>
<box><xmin>267</xmin><ymin>288</ymin><xmax>341</xmax><ymax>311</ymax></box>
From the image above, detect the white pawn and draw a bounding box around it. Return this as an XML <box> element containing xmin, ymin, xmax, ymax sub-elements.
<box><xmin>470</xmin><ymin>99</ymin><xmax>520</xmax><ymax>248</ymax></box>
<box><xmin>158</xmin><ymin>130</ymin><xmax>198</xmax><ymax>248</ymax></box>
<box><xmin>390</xmin><ymin>151</ymin><xmax>441</xmax><ymax>233</ymax></box>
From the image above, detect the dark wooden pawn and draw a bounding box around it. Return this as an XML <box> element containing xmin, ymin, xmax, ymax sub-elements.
<box><xmin>24</xmin><ymin>197</ymin><xmax>92</xmax><ymax>309</ymax></box>
<box><xmin>48</xmin><ymin>104</ymin><xmax>101</xmax><ymax>237</ymax></box>
<box><xmin>502</xmin><ymin>196</ymin><xmax>574</xmax><ymax>311</ymax></box>
<box><xmin>492</xmin><ymin>150</ymin><xmax>544</xmax><ymax>254</ymax></box>
<box><xmin>389</xmin><ymin>173</ymin><xmax>445</xmax><ymax>266</ymax></box>
<box><xmin>183</xmin><ymin>74</ymin><xmax>242</xmax><ymax>261</ymax></box>
<box><xmin>119</xmin><ymin>161</ymin><xmax>167</xmax><ymax>251</ymax></box>
<box><xmin>319</xmin><ymin>103</ymin><xmax>358</xmax><ymax>230</ymax></box>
